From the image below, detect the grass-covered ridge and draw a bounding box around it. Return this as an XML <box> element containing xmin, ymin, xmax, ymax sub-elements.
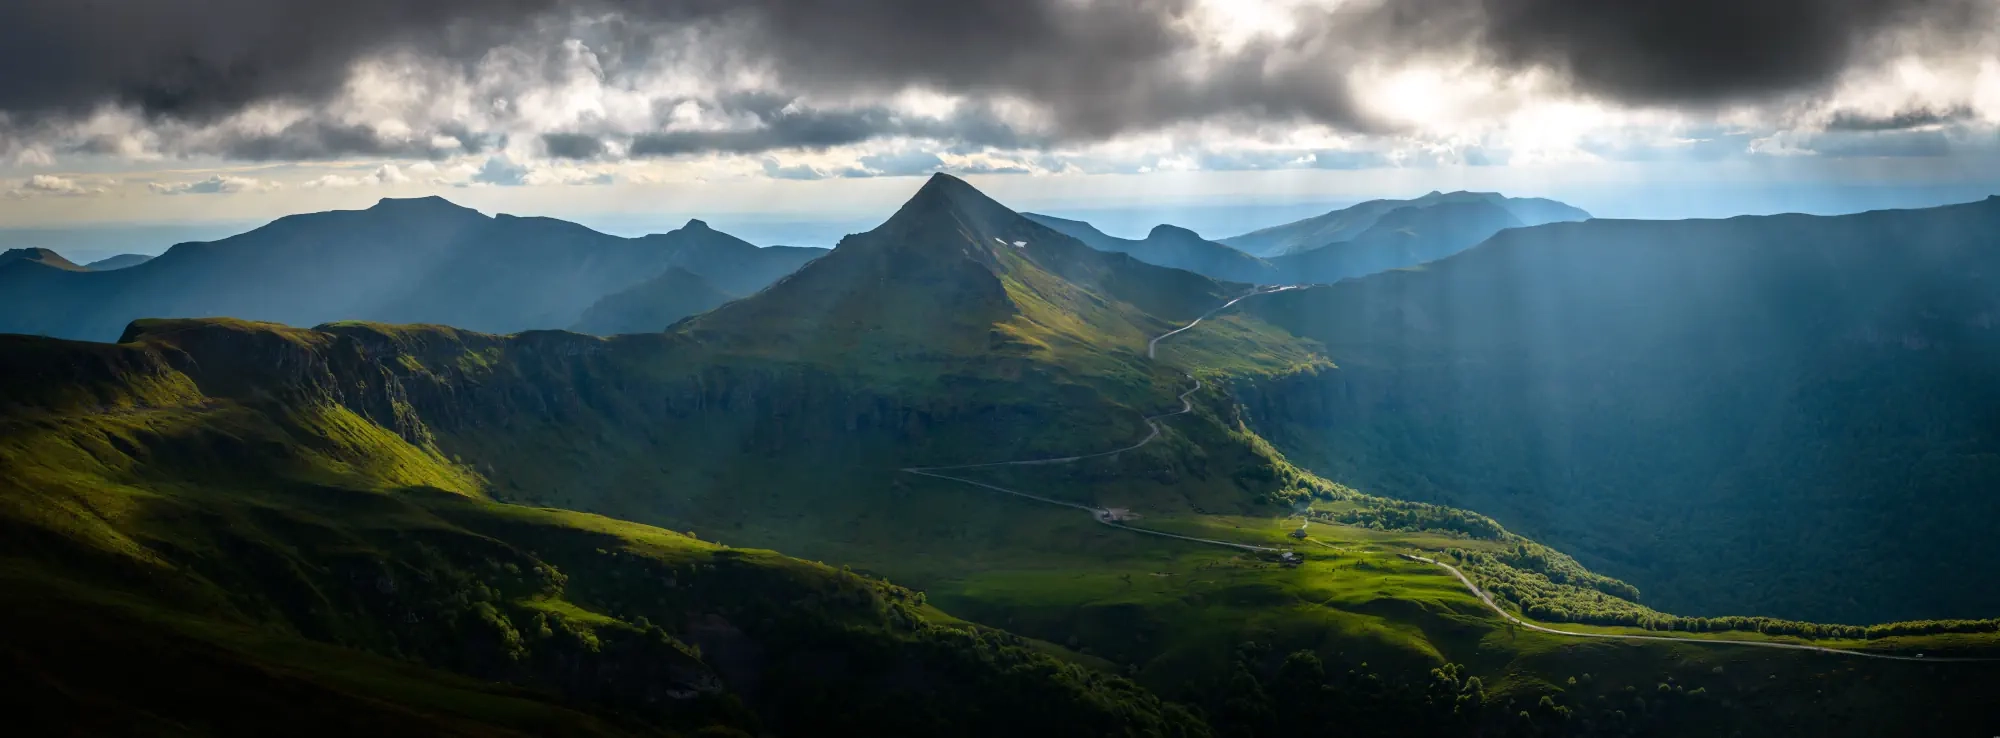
<box><xmin>0</xmin><ymin>330</ymin><xmax>1206</xmax><ymax>737</ymax></box>
<box><xmin>9</xmin><ymin>308</ymin><xmax>2000</xmax><ymax>736</ymax></box>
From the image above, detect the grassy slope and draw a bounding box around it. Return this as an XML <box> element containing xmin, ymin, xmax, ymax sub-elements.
<box><xmin>10</xmin><ymin>311</ymin><xmax>1999</xmax><ymax>736</ymax></box>
<box><xmin>0</xmin><ymin>331</ymin><xmax>1206</xmax><ymax>738</ymax></box>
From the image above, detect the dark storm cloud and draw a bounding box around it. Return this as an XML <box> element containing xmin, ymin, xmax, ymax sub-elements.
<box><xmin>1825</xmin><ymin>106</ymin><xmax>1975</xmax><ymax>131</ymax></box>
<box><xmin>1374</xmin><ymin>0</ymin><xmax>1994</xmax><ymax>104</ymax></box>
<box><xmin>0</xmin><ymin>0</ymin><xmax>1990</xmax><ymax>158</ymax></box>
<box><xmin>542</xmin><ymin>133</ymin><xmax>608</xmax><ymax>159</ymax></box>
<box><xmin>628</xmin><ymin>101</ymin><xmax>1047</xmax><ymax>157</ymax></box>
<box><xmin>0</xmin><ymin>0</ymin><xmax>559</xmax><ymax>120</ymax></box>
<box><xmin>0</xmin><ymin>0</ymin><xmax>1195</xmax><ymax>125</ymax></box>
<box><xmin>204</xmin><ymin>121</ymin><xmax>491</xmax><ymax>160</ymax></box>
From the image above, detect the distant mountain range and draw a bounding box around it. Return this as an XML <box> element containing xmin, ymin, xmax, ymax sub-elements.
<box><xmin>0</xmin><ymin>189</ymin><xmax>1582</xmax><ymax>343</ymax></box>
<box><xmin>1023</xmin><ymin>214</ymin><xmax>1280</xmax><ymax>284</ymax></box>
<box><xmin>1</xmin><ymin>248</ymin><xmax>161</xmax><ymax>273</ymax></box>
<box><xmin>82</xmin><ymin>253</ymin><xmax>154</xmax><ymax>271</ymax></box>
<box><xmin>0</xmin><ymin>199</ymin><xmax>823</xmax><ymax>341</ymax></box>
<box><xmin>1028</xmin><ymin>191</ymin><xmax>1588</xmax><ymax>285</ymax></box>
<box><xmin>1219</xmin><ymin>190</ymin><xmax>1591</xmax><ymax>258</ymax></box>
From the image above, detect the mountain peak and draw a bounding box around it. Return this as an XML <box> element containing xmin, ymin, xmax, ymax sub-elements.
<box><xmin>1146</xmin><ymin>224</ymin><xmax>1202</xmax><ymax>241</ymax></box>
<box><xmin>899</xmin><ymin>172</ymin><xmax>982</xmax><ymax>212</ymax></box>
<box><xmin>682</xmin><ymin>218</ymin><xmax>712</xmax><ymax>231</ymax></box>
<box><xmin>873</xmin><ymin>171</ymin><xmax>1018</xmax><ymax>243</ymax></box>
<box><xmin>1</xmin><ymin>247</ymin><xmax>86</xmax><ymax>272</ymax></box>
<box><xmin>369</xmin><ymin>195</ymin><xmax>477</xmax><ymax>214</ymax></box>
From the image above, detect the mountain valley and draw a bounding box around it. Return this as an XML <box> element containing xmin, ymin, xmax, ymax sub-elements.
<box><xmin>3</xmin><ymin>176</ymin><xmax>1998</xmax><ymax>737</ymax></box>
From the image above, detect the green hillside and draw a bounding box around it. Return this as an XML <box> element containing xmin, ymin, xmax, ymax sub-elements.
<box><xmin>1221</xmin><ymin>197</ymin><xmax>2000</xmax><ymax>624</ymax></box>
<box><xmin>10</xmin><ymin>310</ymin><xmax>1996</xmax><ymax>737</ymax></box>
<box><xmin>0</xmin><ymin>328</ymin><xmax>1204</xmax><ymax>738</ymax></box>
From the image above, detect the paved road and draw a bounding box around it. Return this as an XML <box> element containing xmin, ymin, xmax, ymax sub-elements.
<box><xmin>1403</xmin><ymin>553</ymin><xmax>1999</xmax><ymax>663</ymax></box>
<box><xmin>1148</xmin><ymin>285</ymin><xmax>1300</xmax><ymax>359</ymax></box>
<box><xmin>906</xmin><ymin>287</ymin><xmax>1997</xmax><ymax>661</ymax></box>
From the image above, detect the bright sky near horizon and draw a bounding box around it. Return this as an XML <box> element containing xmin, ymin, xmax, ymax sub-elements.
<box><xmin>1</xmin><ymin>0</ymin><xmax>1997</xmax><ymax>230</ymax></box>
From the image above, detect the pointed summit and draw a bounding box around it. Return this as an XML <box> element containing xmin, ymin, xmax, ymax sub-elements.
<box><xmin>877</xmin><ymin>173</ymin><xmax>1018</xmax><ymax>238</ymax></box>
<box><xmin>682</xmin><ymin>218</ymin><xmax>713</xmax><ymax>232</ymax></box>
<box><xmin>681</xmin><ymin>170</ymin><xmax>1238</xmax><ymax>366</ymax></box>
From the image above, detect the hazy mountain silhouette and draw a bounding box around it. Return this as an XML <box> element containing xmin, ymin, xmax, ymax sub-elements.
<box><xmin>569</xmin><ymin>267</ymin><xmax>738</xmax><ymax>335</ymax></box>
<box><xmin>81</xmin><ymin>253</ymin><xmax>153</xmax><ymax>271</ymax></box>
<box><xmin>1264</xmin><ymin>199</ymin><xmax>1527</xmax><ymax>283</ymax></box>
<box><xmin>1221</xmin><ymin>191</ymin><xmax>1590</xmax><ymax>258</ymax></box>
<box><xmin>1024</xmin><ymin>213</ymin><xmax>1280</xmax><ymax>283</ymax></box>
<box><xmin>0</xmin><ymin>198</ymin><xmax>823</xmax><ymax>340</ymax></box>
<box><xmin>0</xmin><ymin>247</ymin><xmax>88</xmax><ymax>273</ymax></box>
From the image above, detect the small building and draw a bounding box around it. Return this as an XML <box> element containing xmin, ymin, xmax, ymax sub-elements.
<box><xmin>1278</xmin><ymin>551</ymin><xmax>1304</xmax><ymax>567</ymax></box>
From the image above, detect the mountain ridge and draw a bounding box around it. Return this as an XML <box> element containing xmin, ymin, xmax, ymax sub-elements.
<box><xmin>1024</xmin><ymin>212</ymin><xmax>1282</xmax><ymax>284</ymax></box>
<box><xmin>0</xmin><ymin>246</ymin><xmax>88</xmax><ymax>272</ymax></box>
<box><xmin>0</xmin><ymin>199</ymin><xmax>824</xmax><ymax>341</ymax></box>
<box><xmin>1220</xmin><ymin>190</ymin><xmax>1590</xmax><ymax>257</ymax></box>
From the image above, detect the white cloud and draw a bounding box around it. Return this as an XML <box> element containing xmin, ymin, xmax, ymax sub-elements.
<box><xmin>302</xmin><ymin>164</ymin><xmax>413</xmax><ymax>189</ymax></box>
<box><xmin>457</xmin><ymin>155</ymin><xmax>614</xmax><ymax>186</ymax></box>
<box><xmin>149</xmin><ymin>174</ymin><xmax>282</xmax><ymax>195</ymax></box>
<box><xmin>5</xmin><ymin>174</ymin><xmax>107</xmax><ymax>198</ymax></box>
<box><xmin>10</xmin><ymin>147</ymin><xmax>54</xmax><ymax>167</ymax></box>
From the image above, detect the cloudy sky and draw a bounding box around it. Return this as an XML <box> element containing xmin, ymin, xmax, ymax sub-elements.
<box><xmin>3</xmin><ymin>0</ymin><xmax>1998</xmax><ymax>240</ymax></box>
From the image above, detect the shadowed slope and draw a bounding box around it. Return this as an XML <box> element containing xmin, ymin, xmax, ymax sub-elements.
<box><xmin>569</xmin><ymin>267</ymin><xmax>738</xmax><ymax>335</ymax></box>
<box><xmin>1229</xmin><ymin>197</ymin><xmax>2000</xmax><ymax>622</ymax></box>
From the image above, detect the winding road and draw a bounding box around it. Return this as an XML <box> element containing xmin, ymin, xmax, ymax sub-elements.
<box><xmin>1148</xmin><ymin>285</ymin><xmax>1301</xmax><ymax>359</ymax></box>
<box><xmin>903</xmin><ymin>286</ymin><xmax>1998</xmax><ymax>662</ymax></box>
<box><xmin>1404</xmin><ymin>554</ymin><xmax>1996</xmax><ymax>662</ymax></box>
